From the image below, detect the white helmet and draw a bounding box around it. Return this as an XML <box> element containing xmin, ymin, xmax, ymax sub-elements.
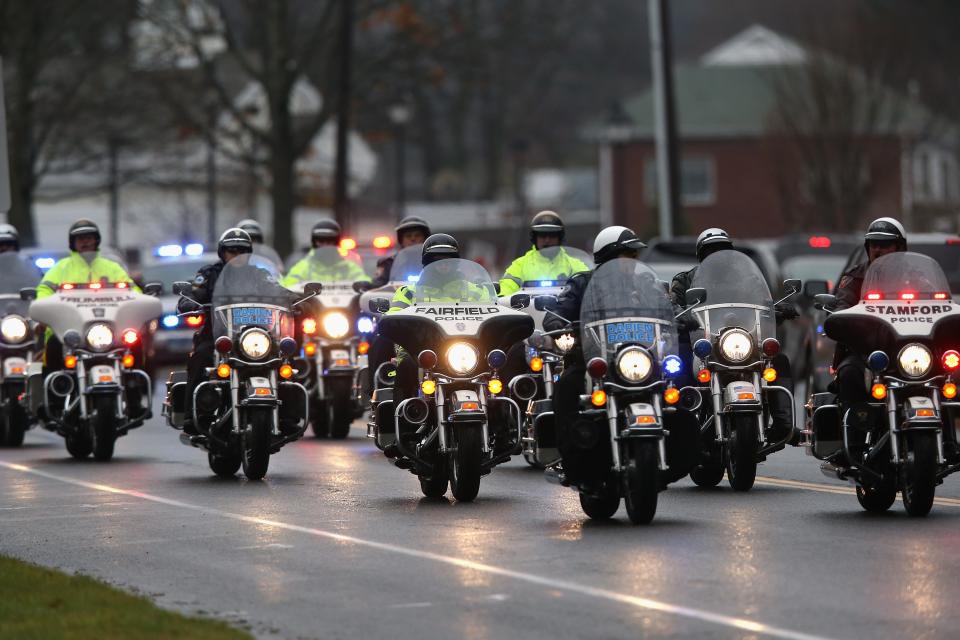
<box><xmin>592</xmin><ymin>226</ymin><xmax>646</xmax><ymax>264</ymax></box>
<box><xmin>695</xmin><ymin>228</ymin><xmax>732</xmax><ymax>262</ymax></box>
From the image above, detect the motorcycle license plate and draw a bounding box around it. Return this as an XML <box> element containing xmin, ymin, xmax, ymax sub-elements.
<box><xmin>231</xmin><ymin>307</ymin><xmax>274</xmax><ymax>328</ymax></box>
<box><xmin>605</xmin><ymin>321</ymin><xmax>654</xmax><ymax>346</ymax></box>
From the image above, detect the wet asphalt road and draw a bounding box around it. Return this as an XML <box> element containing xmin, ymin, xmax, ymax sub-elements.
<box><xmin>2</xmin><ymin>379</ymin><xmax>960</xmax><ymax>640</ymax></box>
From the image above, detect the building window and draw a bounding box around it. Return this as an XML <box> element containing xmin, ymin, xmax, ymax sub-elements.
<box><xmin>644</xmin><ymin>156</ymin><xmax>716</xmax><ymax>206</ymax></box>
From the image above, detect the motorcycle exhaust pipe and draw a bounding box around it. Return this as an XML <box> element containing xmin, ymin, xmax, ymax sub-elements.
<box><xmin>49</xmin><ymin>372</ymin><xmax>75</xmax><ymax>397</ymax></box>
<box><xmin>402</xmin><ymin>397</ymin><xmax>429</xmax><ymax>425</ymax></box>
<box><xmin>678</xmin><ymin>386</ymin><xmax>703</xmax><ymax>412</ymax></box>
<box><xmin>509</xmin><ymin>375</ymin><xmax>538</xmax><ymax>402</ymax></box>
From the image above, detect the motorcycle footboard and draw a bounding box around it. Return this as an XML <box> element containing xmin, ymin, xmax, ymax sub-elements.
<box><xmin>532</xmin><ymin>410</ymin><xmax>561</xmax><ymax>467</ymax></box>
<box><xmin>278</xmin><ymin>381</ymin><xmax>309</xmax><ymax>437</ymax></box>
<box><xmin>393</xmin><ymin>398</ymin><xmax>434</xmax><ymax>472</ymax></box>
<box><xmin>758</xmin><ymin>384</ymin><xmax>796</xmax><ymax>456</ymax></box>
<box><xmin>374</xmin><ymin>395</ymin><xmax>396</xmax><ymax>450</ymax></box>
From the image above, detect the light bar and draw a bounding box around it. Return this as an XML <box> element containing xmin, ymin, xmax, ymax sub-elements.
<box><xmin>161</xmin><ymin>315</ymin><xmax>179</xmax><ymax>328</ymax></box>
<box><xmin>339</xmin><ymin>238</ymin><xmax>357</xmax><ymax>251</ymax></box>
<box><xmin>539</xmin><ymin>280</ymin><xmax>554</xmax><ymax>287</ymax></box>
<box><xmin>372</xmin><ymin>236</ymin><xmax>392</xmax><ymax>249</ymax></box>
<box><xmin>184</xmin><ymin>243</ymin><xmax>204</xmax><ymax>256</ymax></box>
<box><xmin>406</xmin><ymin>274</ymin><xmax>420</xmax><ymax>283</ymax></box>
<box><xmin>809</xmin><ymin>236</ymin><xmax>831</xmax><ymax>249</ymax></box>
<box><xmin>34</xmin><ymin>257</ymin><xmax>56</xmax><ymax>270</ymax></box>
<box><xmin>156</xmin><ymin>244</ymin><xmax>183</xmax><ymax>257</ymax></box>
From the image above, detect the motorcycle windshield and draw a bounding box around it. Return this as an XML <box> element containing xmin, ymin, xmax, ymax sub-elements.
<box><xmin>213</xmin><ymin>253</ymin><xmax>294</xmax><ymax>339</ymax></box>
<box><xmin>252</xmin><ymin>244</ymin><xmax>284</xmax><ymax>272</ymax></box>
<box><xmin>515</xmin><ymin>246</ymin><xmax>594</xmax><ymax>288</ymax></box>
<box><xmin>388</xmin><ymin>244</ymin><xmax>424</xmax><ymax>284</ymax></box>
<box><xmin>580</xmin><ymin>258</ymin><xmax>677</xmax><ymax>362</ymax></box>
<box><xmin>412</xmin><ymin>259</ymin><xmax>498</xmax><ymax>304</ymax></box>
<box><xmin>861</xmin><ymin>251</ymin><xmax>951</xmax><ymax>300</ymax></box>
<box><xmin>0</xmin><ymin>254</ymin><xmax>41</xmax><ymax>317</ymax></box>
<box><xmin>691</xmin><ymin>250</ymin><xmax>775</xmax><ymax>340</ymax></box>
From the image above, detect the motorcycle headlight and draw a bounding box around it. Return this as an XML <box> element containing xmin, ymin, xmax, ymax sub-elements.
<box><xmin>719</xmin><ymin>329</ymin><xmax>753</xmax><ymax>363</ymax></box>
<box><xmin>240</xmin><ymin>328</ymin><xmax>272</xmax><ymax>360</ymax></box>
<box><xmin>322</xmin><ymin>312</ymin><xmax>350</xmax><ymax>339</ymax></box>
<box><xmin>1</xmin><ymin>316</ymin><xmax>28</xmax><ymax>343</ymax></box>
<box><xmin>85</xmin><ymin>323</ymin><xmax>114</xmax><ymax>351</ymax></box>
<box><xmin>554</xmin><ymin>333</ymin><xmax>576</xmax><ymax>354</ymax></box>
<box><xmin>898</xmin><ymin>343</ymin><xmax>932</xmax><ymax>379</ymax></box>
<box><xmin>616</xmin><ymin>347</ymin><xmax>653</xmax><ymax>383</ymax></box>
<box><xmin>446</xmin><ymin>342</ymin><xmax>479</xmax><ymax>375</ymax></box>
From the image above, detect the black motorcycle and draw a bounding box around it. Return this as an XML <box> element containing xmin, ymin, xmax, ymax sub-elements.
<box><xmin>0</xmin><ymin>254</ymin><xmax>41</xmax><ymax>446</ymax></box>
<box><xmin>807</xmin><ymin>251</ymin><xmax>960</xmax><ymax>516</ymax></box>
<box><xmin>165</xmin><ymin>254</ymin><xmax>312</xmax><ymax>480</ymax></box>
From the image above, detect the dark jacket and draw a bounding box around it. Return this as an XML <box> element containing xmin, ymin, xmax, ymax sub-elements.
<box><xmin>178</xmin><ymin>261</ymin><xmax>224</xmax><ymax>343</ymax></box>
<box><xmin>831</xmin><ymin>262</ymin><xmax>867</xmax><ymax>367</ymax></box>
<box><xmin>543</xmin><ymin>271</ymin><xmax>592</xmax><ymax>334</ymax></box>
<box><xmin>670</xmin><ymin>266</ymin><xmax>697</xmax><ymax>308</ymax></box>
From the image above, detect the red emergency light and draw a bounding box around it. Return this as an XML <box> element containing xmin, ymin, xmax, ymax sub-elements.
<box><xmin>808</xmin><ymin>236</ymin><xmax>832</xmax><ymax>249</ymax></box>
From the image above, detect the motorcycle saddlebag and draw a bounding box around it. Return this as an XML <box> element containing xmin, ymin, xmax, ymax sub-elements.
<box><xmin>810</xmin><ymin>393</ymin><xmax>842</xmax><ymax>460</ymax></box>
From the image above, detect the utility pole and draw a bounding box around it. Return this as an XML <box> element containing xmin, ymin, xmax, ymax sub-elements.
<box><xmin>333</xmin><ymin>0</ymin><xmax>354</xmax><ymax>231</ymax></box>
<box><xmin>648</xmin><ymin>0</ymin><xmax>681</xmax><ymax>239</ymax></box>
<box><xmin>205</xmin><ymin>102</ymin><xmax>218</xmax><ymax>245</ymax></box>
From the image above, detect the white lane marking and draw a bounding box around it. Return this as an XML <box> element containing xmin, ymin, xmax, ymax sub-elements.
<box><xmin>755</xmin><ymin>476</ymin><xmax>960</xmax><ymax>506</ymax></box>
<box><xmin>387</xmin><ymin>602</ymin><xmax>434</xmax><ymax>609</ymax></box>
<box><xmin>0</xmin><ymin>461</ymin><xmax>832</xmax><ymax>640</ymax></box>
<box><xmin>234</xmin><ymin>543</ymin><xmax>294</xmax><ymax>551</ymax></box>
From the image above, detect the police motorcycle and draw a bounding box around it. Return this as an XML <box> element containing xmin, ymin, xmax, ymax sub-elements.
<box><xmin>806</xmin><ymin>251</ymin><xmax>960</xmax><ymax>516</ymax></box>
<box><xmin>290</xmin><ymin>247</ymin><xmax>371</xmax><ymax>439</ymax></box>
<box><xmin>496</xmin><ymin>246</ymin><xmax>594</xmax><ymax>468</ymax></box>
<box><xmin>685</xmin><ymin>250</ymin><xmax>800</xmax><ymax>491</ymax></box>
<box><xmin>368</xmin><ymin>259</ymin><xmax>534</xmax><ymax>501</ymax></box>
<box><xmin>164</xmin><ymin>254</ymin><xmax>312</xmax><ymax>480</ymax></box>
<box><xmin>0</xmin><ymin>254</ymin><xmax>42</xmax><ymax>446</ymax></box>
<box><xmin>542</xmin><ymin>258</ymin><xmax>699</xmax><ymax>524</ymax></box>
<box><xmin>23</xmin><ymin>257</ymin><xmax>161</xmax><ymax>461</ymax></box>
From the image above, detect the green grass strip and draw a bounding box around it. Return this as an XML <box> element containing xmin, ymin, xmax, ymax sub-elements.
<box><xmin>0</xmin><ymin>556</ymin><xmax>251</xmax><ymax>639</ymax></box>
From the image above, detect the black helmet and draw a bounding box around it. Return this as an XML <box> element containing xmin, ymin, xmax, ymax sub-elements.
<box><xmin>695</xmin><ymin>227</ymin><xmax>733</xmax><ymax>262</ymax></box>
<box><xmin>236</xmin><ymin>218</ymin><xmax>264</xmax><ymax>244</ymax></box>
<box><xmin>592</xmin><ymin>226</ymin><xmax>646</xmax><ymax>264</ymax></box>
<box><xmin>311</xmin><ymin>219</ymin><xmax>341</xmax><ymax>245</ymax></box>
<box><xmin>0</xmin><ymin>224</ymin><xmax>19</xmax><ymax>250</ymax></box>
<box><xmin>395</xmin><ymin>216</ymin><xmax>431</xmax><ymax>244</ymax></box>
<box><xmin>421</xmin><ymin>233</ymin><xmax>460</xmax><ymax>266</ymax></box>
<box><xmin>529</xmin><ymin>210</ymin><xmax>565</xmax><ymax>245</ymax></box>
<box><xmin>864</xmin><ymin>217</ymin><xmax>907</xmax><ymax>252</ymax></box>
<box><xmin>217</xmin><ymin>228</ymin><xmax>253</xmax><ymax>261</ymax></box>
<box><xmin>68</xmin><ymin>219</ymin><xmax>101</xmax><ymax>251</ymax></box>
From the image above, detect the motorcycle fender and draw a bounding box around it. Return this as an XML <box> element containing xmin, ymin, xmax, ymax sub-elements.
<box><xmin>724</xmin><ymin>380</ymin><xmax>759</xmax><ymax>406</ymax></box>
<box><xmin>903</xmin><ymin>396</ymin><xmax>940</xmax><ymax>427</ymax></box>
<box><xmin>450</xmin><ymin>389</ymin><xmax>482</xmax><ymax>414</ymax></box>
<box><xmin>2</xmin><ymin>357</ymin><xmax>27</xmax><ymax>380</ymax></box>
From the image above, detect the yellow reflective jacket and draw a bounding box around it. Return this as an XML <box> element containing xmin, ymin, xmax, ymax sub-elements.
<box><xmin>499</xmin><ymin>246</ymin><xmax>591</xmax><ymax>296</ymax></box>
<box><xmin>37</xmin><ymin>252</ymin><xmax>137</xmax><ymax>299</ymax></box>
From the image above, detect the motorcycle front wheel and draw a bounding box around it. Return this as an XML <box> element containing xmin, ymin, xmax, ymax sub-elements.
<box><xmin>449</xmin><ymin>424</ymin><xmax>482</xmax><ymax>502</ymax></box>
<box><xmin>91</xmin><ymin>395</ymin><xmax>118</xmax><ymax>461</ymax></box>
<box><xmin>726</xmin><ymin>415</ymin><xmax>759</xmax><ymax>491</ymax></box>
<box><xmin>241</xmin><ymin>409</ymin><xmax>271</xmax><ymax>480</ymax></box>
<box><xmin>623</xmin><ymin>440</ymin><xmax>659</xmax><ymax>525</ymax></box>
<box><xmin>2</xmin><ymin>401</ymin><xmax>27</xmax><ymax>447</ymax></box>
<box><xmin>901</xmin><ymin>432</ymin><xmax>938</xmax><ymax>517</ymax></box>
<box><xmin>327</xmin><ymin>378</ymin><xmax>354</xmax><ymax>439</ymax></box>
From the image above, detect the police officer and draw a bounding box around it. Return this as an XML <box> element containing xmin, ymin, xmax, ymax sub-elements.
<box><xmin>282</xmin><ymin>220</ymin><xmax>369</xmax><ymax>287</ymax></box>
<box><xmin>670</xmin><ymin>228</ymin><xmax>799</xmax><ymax>444</ymax></box>
<box><xmin>543</xmin><ymin>226</ymin><xmax>646</xmax><ymax>485</ymax></box>
<box><xmin>499</xmin><ymin>211</ymin><xmax>590</xmax><ymax>296</ymax></box>
<box><xmin>831</xmin><ymin>217</ymin><xmax>907</xmax><ymax>425</ymax></box>
<box><xmin>0</xmin><ymin>224</ymin><xmax>20</xmax><ymax>253</ymax></box>
<box><xmin>236</xmin><ymin>219</ymin><xmax>265</xmax><ymax>244</ymax></box>
<box><xmin>39</xmin><ymin>220</ymin><xmax>136</xmax><ymax>375</ymax></box>
<box><xmin>179</xmin><ymin>228</ymin><xmax>253</xmax><ymax>433</ymax></box>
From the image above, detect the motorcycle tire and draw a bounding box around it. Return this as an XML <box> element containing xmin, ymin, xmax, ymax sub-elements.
<box><xmin>726</xmin><ymin>415</ymin><xmax>758</xmax><ymax>492</ymax></box>
<box><xmin>856</xmin><ymin>473</ymin><xmax>896</xmax><ymax>513</ymax></box>
<box><xmin>624</xmin><ymin>440</ymin><xmax>659</xmax><ymax>525</ymax></box>
<box><xmin>449</xmin><ymin>424</ymin><xmax>482</xmax><ymax>502</ymax></box>
<box><xmin>579</xmin><ymin>488</ymin><xmax>620</xmax><ymax>520</ymax></box>
<box><xmin>208</xmin><ymin>451</ymin><xmax>242</xmax><ymax>478</ymax></box>
<box><xmin>2</xmin><ymin>402</ymin><xmax>27</xmax><ymax>447</ymax></box>
<box><xmin>91</xmin><ymin>396</ymin><xmax>118</xmax><ymax>461</ymax></box>
<box><xmin>66</xmin><ymin>434</ymin><xmax>92</xmax><ymax>459</ymax></box>
<box><xmin>328</xmin><ymin>379</ymin><xmax>354</xmax><ymax>439</ymax></box>
<box><xmin>523</xmin><ymin>452</ymin><xmax>545</xmax><ymax>469</ymax></box>
<box><xmin>419</xmin><ymin>458</ymin><xmax>448</xmax><ymax>498</ymax></box>
<box><xmin>901</xmin><ymin>432</ymin><xmax>938</xmax><ymax>517</ymax></box>
<box><xmin>310</xmin><ymin>397</ymin><xmax>329</xmax><ymax>438</ymax></box>
<box><xmin>241</xmin><ymin>409</ymin><xmax>271</xmax><ymax>480</ymax></box>
<box><xmin>690</xmin><ymin>460</ymin><xmax>725</xmax><ymax>488</ymax></box>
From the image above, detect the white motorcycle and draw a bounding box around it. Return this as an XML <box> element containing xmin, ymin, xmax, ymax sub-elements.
<box><xmin>0</xmin><ymin>254</ymin><xmax>42</xmax><ymax>446</ymax></box>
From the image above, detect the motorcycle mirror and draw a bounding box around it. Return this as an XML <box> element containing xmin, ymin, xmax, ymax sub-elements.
<box><xmin>143</xmin><ymin>281</ymin><xmax>163</xmax><ymax>296</ymax></box>
<box><xmin>814</xmin><ymin>293</ymin><xmax>837</xmax><ymax>310</ymax></box>
<box><xmin>685</xmin><ymin>287</ymin><xmax>707</xmax><ymax>306</ymax></box>
<box><xmin>369</xmin><ymin>298</ymin><xmax>391</xmax><ymax>314</ymax></box>
<box><xmin>172</xmin><ymin>281</ymin><xmax>192</xmax><ymax>297</ymax></box>
<box><xmin>804</xmin><ymin>280</ymin><xmax>829</xmax><ymax>297</ymax></box>
<box><xmin>303</xmin><ymin>282</ymin><xmax>323</xmax><ymax>297</ymax></box>
<box><xmin>534</xmin><ymin>295</ymin><xmax>558</xmax><ymax>311</ymax></box>
<box><xmin>510</xmin><ymin>293</ymin><xmax>530</xmax><ymax>310</ymax></box>
<box><xmin>782</xmin><ymin>278</ymin><xmax>802</xmax><ymax>296</ymax></box>
<box><xmin>19</xmin><ymin>287</ymin><xmax>36</xmax><ymax>301</ymax></box>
